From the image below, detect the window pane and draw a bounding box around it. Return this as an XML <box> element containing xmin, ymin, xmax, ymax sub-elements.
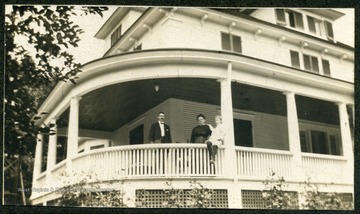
<box><xmin>329</xmin><ymin>135</ymin><xmax>340</xmax><ymax>155</ymax></box>
<box><xmin>290</xmin><ymin>50</ymin><xmax>300</xmax><ymax>68</ymax></box>
<box><xmin>311</xmin><ymin>56</ymin><xmax>319</xmax><ymax>72</ymax></box>
<box><xmin>221</xmin><ymin>32</ymin><xmax>231</xmax><ymax>51</ymax></box>
<box><xmin>303</xmin><ymin>55</ymin><xmax>311</xmax><ymax>71</ymax></box>
<box><xmin>300</xmin><ymin>131</ymin><xmax>308</xmax><ymax>152</ymax></box>
<box><xmin>322</xmin><ymin>59</ymin><xmax>331</xmax><ymax>76</ymax></box>
<box><xmin>325</xmin><ymin>21</ymin><xmax>334</xmax><ymax>40</ymax></box>
<box><xmin>275</xmin><ymin>9</ymin><xmax>286</xmax><ymax>25</ymax></box>
<box><xmin>233</xmin><ymin>119</ymin><xmax>253</xmax><ymax>147</ymax></box>
<box><xmin>232</xmin><ymin>35</ymin><xmax>242</xmax><ymax>53</ymax></box>
<box><xmin>307</xmin><ymin>16</ymin><xmax>316</xmax><ymax>33</ymax></box>
<box><xmin>311</xmin><ymin>131</ymin><xmax>328</xmax><ymax>154</ymax></box>
<box><xmin>294</xmin><ymin>11</ymin><xmax>304</xmax><ymax>29</ymax></box>
<box><xmin>288</xmin><ymin>11</ymin><xmax>295</xmax><ymax>28</ymax></box>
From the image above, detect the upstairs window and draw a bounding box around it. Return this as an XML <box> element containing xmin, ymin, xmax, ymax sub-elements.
<box><xmin>276</xmin><ymin>10</ymin><xmax>334</xmax><ymax>41</ymax></box>
<box><xmin>221</xmin><ymin>32</ymin><xmax>242</xmax><ymax>53</ymax></box>
<box><xmin>307</xmin><ymin>16</ymin><xmax>323</xmax><ymax>35</ymax></box>
<box><xmin>322</xmin><ymin>59</ymin><xmax>331</xmax><ymax>76</ymax></box>
<box><xmin>111</xmin><ymin>25</ymin><xmax>122</xmax><ymax>46</ymax></box>
<box><xmin>290</xmin><ymin>50</ymin><xmax>300</xmax><ymax>68</ymax></box>
<box><xmin>303</xmin><ymin>54</ymin><xmax>319</xmax><ymax>73</ymax></box>
<box><xmin>324</xmin><ymin>21</ymin><xmax>334</xmax><ymax>40</ymax></box>
<box><xmin>275</xmin><ymin>9</ymin><xmax>304</xmax><ymax>30</ymax></box>
<box><xmin>290</xmin><ymin>51</ymin><xmax>330</xmax><ymax>76</ymax></box>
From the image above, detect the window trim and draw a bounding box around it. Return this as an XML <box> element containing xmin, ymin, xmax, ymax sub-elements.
<box><xmin>221</xmin><ymin>32</ymin><xmax>242</xmax><ymax>54</ymax></box>
<box><xmin>299</xmin><ymin>121</ymin><xmax>342</xmax><ymax>156</ymax></box>
<box><xmin>303</xmin><ymin>54</ymin><xmax>319</xmax><ymax>73</ymax></box>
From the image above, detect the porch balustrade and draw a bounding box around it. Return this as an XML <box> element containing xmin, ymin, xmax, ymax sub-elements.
<box><xmin>235</xmin><ymin>146</ymin><xmax>293</xmax><ymax>179</ymax></box>
<box><xmin>302</xmin><ymin>153</ymin><xmax>349</xmax><ymax>184</ymax></box>
<box><xmin>32</xmin><ymin>142</ymin><xmax>351</xmax><ymax>200</ymax></box>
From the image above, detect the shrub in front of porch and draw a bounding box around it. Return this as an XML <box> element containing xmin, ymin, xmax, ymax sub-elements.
<box><xmin>262</xmin><ymin>171</ymin><xmax>299</xmax><ymax>209</ymax></box>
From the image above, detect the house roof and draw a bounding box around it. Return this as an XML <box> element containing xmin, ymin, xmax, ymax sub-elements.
<box><xmin>95</xmin><ymin>7</ymin><xmax>148</xmax><ymax>40</ymax></box>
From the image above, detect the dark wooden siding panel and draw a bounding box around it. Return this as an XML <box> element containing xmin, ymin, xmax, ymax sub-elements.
<box><xmin>252</xmin><ymin>113</ymin><xmax>289</xmax><ymax>150</ymax></box>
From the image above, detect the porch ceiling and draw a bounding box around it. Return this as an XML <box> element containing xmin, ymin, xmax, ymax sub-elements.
<box><xmin>60</xmin><ymin>78</ymin><xmax>221</xmax><ymax>132</ymax></box>
<box><xmin>58</xmin><ymin>78</ymin><xmax>339</xmax><ymax>132</ymax></box>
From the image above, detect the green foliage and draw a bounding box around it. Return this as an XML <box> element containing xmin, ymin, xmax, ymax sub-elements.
<box><xmin>57</xmin><ymin>170</ymin><xmax>127</xmax><ymax>207</ymax></box>
<box><xmin>162</xmin><ymin>180</ymin><xmax>184</xmax><ymax>208</ymax></box>
<box><xmin>4</xmin><ymin>5</ymin><xmax>107</xmax><ymax>204</ymax></box>
<box><xmin>187</xmin><ymin>180</ymin><xmax>214</xmax><ymax>208</ymax></box>
<box><xmin>262</xmin><ymin>171</ymin><xmax>298</xmax><ymax>209</ymax></box>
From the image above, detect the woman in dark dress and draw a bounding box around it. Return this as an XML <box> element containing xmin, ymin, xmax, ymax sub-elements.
<box><xmin>190</xmin><ymin>114</ymin><xmax>212</xmax><ymax>143</ymax></box>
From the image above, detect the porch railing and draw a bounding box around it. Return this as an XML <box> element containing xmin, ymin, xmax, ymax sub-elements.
<box><xmin>235</xmin><ymin>146</ymin><xmax>293</xmax><ymax>179</ymax></box>
<box><xmin>302</xmin><ymin>153</ymin><xmax>349</xmax><ymax>184</ymax></box>
<box><xmin>71</xmin><ymin>143</ymin><xmax>224</xmax><ymax>179</ymax></box>
<box><xmin>32</xmin><ymin>143</ymin><xmax>351</xmax><ymax>200</ymax></box>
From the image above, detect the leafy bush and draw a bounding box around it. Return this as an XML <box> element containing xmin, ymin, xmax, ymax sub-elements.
<box><xmin>262</xmin><ymin>173</ymin><xmax>353</xmax><ymax>210</ymax></box>
<box><xmin>57</xmin><ymin>170</ymin><xmax>127</xmax><ymax>207</ymax></box>
<box><xmin>187</xmin><ymin>180</ymin><xmax>214</xmax><ymax>208</ymax></box>
<box><xmin>262</xmin><ymin>171</ymin><xmax>298</xmax><ymax>209</ymax></box>
<box><xmin>162</xmin><ymin>180</ymin><xmax>184</xmax><ymax>208</ymax></box>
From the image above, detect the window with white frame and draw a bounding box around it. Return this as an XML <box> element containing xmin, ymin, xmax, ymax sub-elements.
<box><xmin>322</xmin><ymin>59</ymin><xmax>331</xmax><ymax>76</ymax></box>
<box><xmin>299</xmin><ymin>129</ymin><xmax>342</xmax><ymax>156</ymax></box>
<box><xmin>221</xmin><ymin>32</ymin><xmax>242</xmax><ymax>53</ymax></box>
<box><xmin>303</xmin><ymin>54</ymin><xmax>319</xmax><ymax>73</ymax></box>
<box><xmin>275</xmin><ymin>9</ymin><xmax>304</xmax><ymax>30</ymax></box>
<box><xmin>290</xmin><ymin>50</ymin><xmax>300</xmax><ymax>68</ymax></box>
<box><xmin>290</xmin><ymin>50</ymin><xmax>331</xmax><ymax>75</ymax></box>
<box><xmin>276</xmin><ymin>9</ymin><xmax>334</xmax><ymax>41</ymax></box>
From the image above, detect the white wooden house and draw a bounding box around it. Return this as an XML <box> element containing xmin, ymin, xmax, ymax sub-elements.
<box><xmin>30</xmin><ymin>7</ymin><xmax>354</xmax><ymax>208</ymax></box>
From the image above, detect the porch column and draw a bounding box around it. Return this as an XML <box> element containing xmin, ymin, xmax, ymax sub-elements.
<box><xmin>32</xmin><ymin>133</ymin><xmax>44</xmax><ymax>185</ymax></box>
<box><xmin>46</xmin><ymin>118</ymin><xmax>58</xmax><ymax>172</ymax></box>
<box><xmin>221</xmin><ymin>62</ymin><xmax>239</xmax><ymax>208</ymax></box>
<box><xmin>67</xmin><ymin>96</ymin><xmax>81</xmax><ymax>165</ymax></box>
<box><xmin>337</xmin><ymin>102</ymin><xmax>353</xmax><ymax>183</ymax></box>
<box><xmin>283</xmin><ymin>91</ymin><xmax>303</xmax><ymax>181</ymax></box>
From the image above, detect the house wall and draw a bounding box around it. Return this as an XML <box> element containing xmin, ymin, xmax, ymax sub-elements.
<box><xmin>250</xmin><ymin>9</ymin><xmax>277</xmax><ymax>24</ymax></box>
<box><xmin>111</xmin><ymin>98</ymin><xmax>289</xmax><ymax>150</ymax></box>
<box><xmin>137</xmin><ymin>11</ymin><xmax>353</xmax><ymax>82</ymax></box>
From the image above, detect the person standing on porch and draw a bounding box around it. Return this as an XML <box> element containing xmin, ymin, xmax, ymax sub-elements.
<box><xmin>149</xmin><ymin>112</ymin><xmax>172</xmax><ymax>143</ymax></box>
<box><xmin>206</xmin><ymin>115</ymin><xmax>225</xmax><ymax>164</ymax></box>
<box><xmin>190</xmin><ymin>114</ymin><xmax>212</xmax><ymax>143</ymax></box>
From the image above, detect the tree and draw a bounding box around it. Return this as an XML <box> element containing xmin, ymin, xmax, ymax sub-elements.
<box><xmin>4</xmin><ymin>5</ymin><xmax>108</xmax><ymax>204</ymax></box>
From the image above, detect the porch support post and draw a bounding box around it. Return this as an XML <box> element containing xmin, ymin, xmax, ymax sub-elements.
<box><xmin>46</xmin><ymin>118</ymin><xmax>58</xmax><ymax>172</ymax></box>
<box><xmin>336</xmin><ymin>102</ymin><xmax>353</xmax><ymax>183</ymax></box>
<box><xmin>220</xmin><ymin>62</ymin><xmax>239</xmax><ymax>208</ymax></box>
<box><xmin>283</xmin><ymin>91</ymin><xmax>303</xmax><ymax>181</ymax></box>
<box><xmin>32</xmin><ymin>133</ymin><xmax>44</xmax><ymax>185</ymax></box>
<box><xmin>67</xmin><ymin>96</ymin><xmax>81</xmax><ymax>168</ymax></box>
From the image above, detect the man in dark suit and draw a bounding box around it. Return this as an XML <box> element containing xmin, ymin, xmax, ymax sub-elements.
<box><xmin>149</xmin><ymin>112</ymin><xmax>172</xmax><ymax>143</ymax></box>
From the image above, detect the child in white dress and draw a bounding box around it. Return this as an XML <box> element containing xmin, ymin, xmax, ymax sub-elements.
<box><xmin>206</xmin><ymin>115</ymin><xmax>225</xmax><ymax>164</ymax></box>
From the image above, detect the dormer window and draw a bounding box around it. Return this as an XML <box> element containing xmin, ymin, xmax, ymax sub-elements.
<box><xmin>111</xmin><ymin>25</ymin><xmax>122</xmax><ymax>46</ymax></box>
<box><xmin>275</xmin><ymin>9</ymin><xmax>304</xmax><ymax>30</ymax></box>
<box><xmin>276</xmin><ymin>9</ymin><xmax>334</xmax><ymax>41</ymax></box>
